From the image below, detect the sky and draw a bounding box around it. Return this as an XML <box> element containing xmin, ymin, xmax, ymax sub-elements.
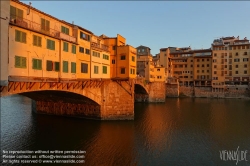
<box><xmin>22</xmin><ymin>1</ymin><xmax>250</xmax><ymax>56</ymax></box>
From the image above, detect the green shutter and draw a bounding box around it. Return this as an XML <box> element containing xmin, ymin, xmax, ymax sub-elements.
<box><xmin>15</xmin><ymin>56</ymin><xmax>20</xmax><ymax>68</ymax></box>
<box><xmin>38</xmin><ymin>59</ymin><xmax>42</xmax><ymax>69</ymax></box>
<box><xmin>22</xmin><ymin>32</ymin><xmax>26</xmax><ymax>43</ymax></box>
<box><xmin>63</xmin><ymin>61</ymin><xmax>68</xmax><ymax>73</ymax></box>
<box><xmin>66</xmin><ymin>28</ymin><xmax>69</xmax><ymax>35</ymax></box>
<box><xmin>103</xmin><ymin>66</ymin><xmax>107</xmax><ymax>74</ymax></box>
<box><xmin>15</xmin><ymin>30</ymin><xmax>21</xmax><ymax>42</ymax></box>
<box><xmin>38</xmin><ymin>36</ymin><xmax>42</xmax><ymax>47</ymax></box>
<box><xmin>55</xmin><ymin>62</ymin><xmax>60</xmax><ymax>72</ymax></box>
<box><xmin>52</xmin><ymin>41</ymin><xmax>55</xmax><ymax>50</ymax></box>
<box><xmin>21</xmin><ymin>57</ymin><xmax>26</xmax><ymax>68</ymax></box>
<box><xmin>32</xmin><ymin>59</ymin><xmax>36</xmax><ymax>69</ymax></box>
<box><xmin>33</xmin><ymin>35</ymin><xmax>36</xmax><ymax>46</ymax></box>
<box><xmin>71</xmin><ymin>62</ymin><xmax>76</xmax><ymax>73</ymax></box>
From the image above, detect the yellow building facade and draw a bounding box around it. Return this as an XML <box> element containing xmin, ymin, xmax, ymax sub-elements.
<box><xmin>91</xmin><ymin>35</ymin><xmax>110</xmax><ymax>79</ymax></box>
<box><xmin>102</xmin><ymin>34</ymin><xmax>136</xmax><ymax>79</ymax></box>
<box><xmin>160</xmin><ymin>47</ymin><xmax>212</xmax><ymax>86</ymax></box>
<box><xmin>212</xmin><ymin>36</ymin><xmax>250</xmax><ymax>91</ymax></box>
<box><xmin>8</xmin><ymin>0</ymin><xmax>78</xmax><ymax>81</ymax></box>
<box><xmin>75</xmin><ymin>26</ymin><xmax>92</xmax><ymax>80</ymax></box>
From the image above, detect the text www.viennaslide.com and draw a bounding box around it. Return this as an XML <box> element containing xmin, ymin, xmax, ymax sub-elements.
<box><xmin>2</xmin><ymin>150</ymin><xmax>86</xmax><ymax>164</ymax></box>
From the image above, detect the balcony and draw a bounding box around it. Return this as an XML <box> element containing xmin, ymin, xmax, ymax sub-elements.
<box><xmin>10</xmin><ymin>16</ymin><xmax>76</xmax><ymax>43</ymax></box>
<box><xmin>91</xmin><ymin>42</ymin><xmax>109</xmax><ymax>52</ymax></box>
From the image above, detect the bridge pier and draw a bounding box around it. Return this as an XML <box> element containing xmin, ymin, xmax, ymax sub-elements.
<box><xmin>148</xmin><ymin>82</ymin><xmax>166</xmax><ymax>102</ymax></box>
<box><xmin>100</xmin><ymin>80</ymin><xmax>134</xmax><ymax>120</ymax></box>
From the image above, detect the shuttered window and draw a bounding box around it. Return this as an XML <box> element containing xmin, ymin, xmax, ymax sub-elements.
<box><xmin>79</xmin><ymin>47</ymin><xmax>84</xmax><ymax>53</ymax></box>
<box><xmin>32</xmin><ymin>59</ymin><xmax>42</xmax><ymax>70</ymax></box>
<box><xmin>10</xmin><ymin>6</ymin><xmax>23</xmax><ymax>20</ymax></box>
<box><xmin>72</xmin><ymin>45</ymin><xmax>76</xmax><ymax>54</ymax></box>
<box><xmin>41</xmin><ymin>18</ymin><xmax>50</xmax><ymax>32</ymax></box>
<box><xmin>103</xmin><ymin>54</ymin><xmax>109</xmax><ymax>60</ymax></box>
<box><xmin>15</xmin><ymin>30</ymin><xmax>26</xmax><ymax>43</ymax></box>
<box><xmin>63</xmin><ymin>61</ymin><xmax>68</xmax><ymax>73</ymax></box>
<box><xmin>33</xmin><ymin>35</ymin><xmax>42</xmax><ymax>47</ymax></box>
<box><xmin>63</xmin><ymin>42</ymin><xmax>68</xmax><ymax>52</ymax></box>
<box><xmin>46</xmin><ymin>60</ymin><xmax>53</xmax><ymax>71</ymax></box>
<box><xmin>94</xmin><ymin>66</ymin><xmax>99</xmax><ymax>74</ymax></box>
<box><xmin>54</xmin><ymin>62</ymin><xmax>60</xmax><ymax>72</ymax></box>
<box><xmin>61</xmin><ymin>26</ymin><xmax>69</xmax><ymax>35</ymax></box>
<box><xmin>81</xmin><ymin>63</ymin><xmax>88</xmax><ymax>73</ymax></box>
<box><xmin>121</xmin><ymin>68</ymin><xmax>125</xmax><ymax>74</ymax></box>
<box><xmin>71</xmin><ymin>62</ymin><xmax>76</xmax><ymax>73</ymax></box>
<box><xmin>103</xmin><ymin>66</ymin><xmax>107</xmax><ymax>74</ymax></box>
<box><xmin>15</xmin><ymin>56</ymin><xmax>26</xmax><ymax>68</ymax></box>
<box><xmin>47</xmin><ymin>39</ymin><xmax>55</xmax><ymax>50</ymax></box>
<box><xmin>85</xmin><ymin>49</ymin><xmax>90</xmax><ymax>55</ymax></box>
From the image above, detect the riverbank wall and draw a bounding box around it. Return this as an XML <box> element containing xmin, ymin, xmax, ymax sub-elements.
<box><xmin>166</xmin><ymin>84</ymin><xmax>250</xmax><ymax>98</ymax></box>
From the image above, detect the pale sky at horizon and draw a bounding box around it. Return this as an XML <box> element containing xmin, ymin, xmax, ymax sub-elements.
<box><xmin>22</xmin><ymin>1</ymin><xmax>250</xmax><ymax>55</ymax></box>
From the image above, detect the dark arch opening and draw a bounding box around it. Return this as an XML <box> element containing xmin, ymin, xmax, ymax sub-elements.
<box><xmin>20</xmin><ymin>90</ymin><xmax>101</xmax><ymax>119</ymax></box>
<box><xmin>21</xmin><ymin>90</ymin><xmax>98</xmax><ymax>105</ymax></box>
<box><xmin>134</xmin><ymin>84</ymin><xmax>148</xmax><ymax>102</ymax></box>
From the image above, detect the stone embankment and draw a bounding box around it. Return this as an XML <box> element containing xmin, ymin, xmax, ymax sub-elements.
<box><xmin>166</xmin><ymin>84</ymin><xmax>250</xmax><ymax>99</ymax></box>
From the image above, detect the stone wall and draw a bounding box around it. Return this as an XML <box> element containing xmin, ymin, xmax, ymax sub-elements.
<box><xmin>166</xmin><ymin>84</ymin><xmax>179</xmax><ymax>97</ymax></box>
<box><xmin>148</xmin><ymin>82</ymin><xmax>166</xmax><ymax>102</ymax></box>
<box><xmin>179</xmin><ymin>86</ymin><xmax>194</xmax><ymax>97</ymax></box>
<box><xmin>100</xmin><ymin>80</ymin><xmax>134</xmax><ymax>120</ymax></box>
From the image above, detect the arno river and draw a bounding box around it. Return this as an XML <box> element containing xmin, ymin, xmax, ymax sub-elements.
<box><xmin>1</xmin><ymin>95</ymin><xmax>250</xmax><ymax>166</ymax></box>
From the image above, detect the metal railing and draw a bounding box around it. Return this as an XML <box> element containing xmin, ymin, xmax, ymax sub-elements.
<box><xmin>10</xmin><ymin>16</ymin><xmax>76</xmax><ymax>43</ymax></box>
<box><xmin>91</xmin><ymin>42</ymin><xmax>109</xmax><ymax>52</ymax></box>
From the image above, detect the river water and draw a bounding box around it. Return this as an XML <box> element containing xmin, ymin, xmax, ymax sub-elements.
<box><xmin>1</xmin><ymin>95</ymin><xmax>250</xmax><ymax>166</ymax></box>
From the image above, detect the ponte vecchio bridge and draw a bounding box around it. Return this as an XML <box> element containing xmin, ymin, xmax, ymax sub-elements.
<box><xmin>0</xmin><ymin>78</ymin><xmax>165</xmax><ymax>120</ymax></box>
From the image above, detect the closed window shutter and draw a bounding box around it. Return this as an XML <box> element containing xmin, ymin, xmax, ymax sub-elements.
<box><xmin>66</xmin><ymin>28</ymin><xmax>69</xmax><ymax>35</ymax></box>
<box><xmin>41</xmin><ymin>18</ymin><xmax>45</xmax><ymax>30</ymax></box>
<box><xmin>21</xmin><ymin>57</ymin><xmax>26</xmax><ymax>68</ymax></box>
<box><xmin>32</xmin><ymin>59</ymin><xmax>36</xmax><ymax>69</ymax></box>
<box><xmin>46</xmin><ymin>20</ymin><xmax>50</xmax><ymax>31</ymax></box>
<box><xmin>15</xmin><ymin>30</ymin><xmax>21</xmax><ymax>42</ymax></box>
<box><xmin>52</xmin><ymin>41</ymin><xmax>55</xmax><ymax>50</ymax></box>
<box><xmin>54</xmin><ymin>62</ymin><xmax>60</xmax><ymax>71</ymax></box>
<box><xmin>71</xmin><ymin>62</ymin><xmax>76</xmax><ymax>73</ymax></box>
<box><xmin>63</xmin><ymin>61</ymin><xmax>68</xmax><ymax>73</ymax></box>
<box><xmin>22</xmin><ymin>32</ymin><xmax>26</xmax><ymax>43</ymax></box>
<box><xmin>38</xmin><ymin>60</ymin><xmax>42</xmax><ymax>69</ymax></box>
<box><xmin>38</xmin><ymin>37</ymin><xmax>42</xmax><ymax>47</ymax></box>
<box><xmin>15</xmin><ymin>56</ymin><xmax>20</xmax><ymax>67</ymax></box>
<box><xmin>10</xmin><ymin>6</ymin><xmax>16</xmax><ymax>19</ymax></box>
<box><xmin>46</xmin><ymin>60</ymin><xmax>53</xmax><ymax>71</ymax></box>
<box><xmin>17</xmin><ymin>8</ymin><xmax>23</xmax><ymax>19</ymax></box>
<box><xmin>33</xmin><ymin>35</ymin><xmax>37</xmax><ymax>46</ymax></box>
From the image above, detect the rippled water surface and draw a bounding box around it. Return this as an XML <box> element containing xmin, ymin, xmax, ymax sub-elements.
<box><xmin>1</xmin><ymin>95</ymin><xmax>250</xmax><ymax>166</ymax></box>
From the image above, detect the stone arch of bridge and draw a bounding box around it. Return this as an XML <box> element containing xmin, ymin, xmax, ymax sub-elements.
<box><xmin>134</xmin><ymin>84</ymin><xmax>149</xmax><ymax>95</ymax></box>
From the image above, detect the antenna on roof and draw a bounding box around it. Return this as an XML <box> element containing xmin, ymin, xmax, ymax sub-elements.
<box><xmin>72</xmin><ymin>21</ymin><xmax>74</xmax><ymax>25</ymax></box>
